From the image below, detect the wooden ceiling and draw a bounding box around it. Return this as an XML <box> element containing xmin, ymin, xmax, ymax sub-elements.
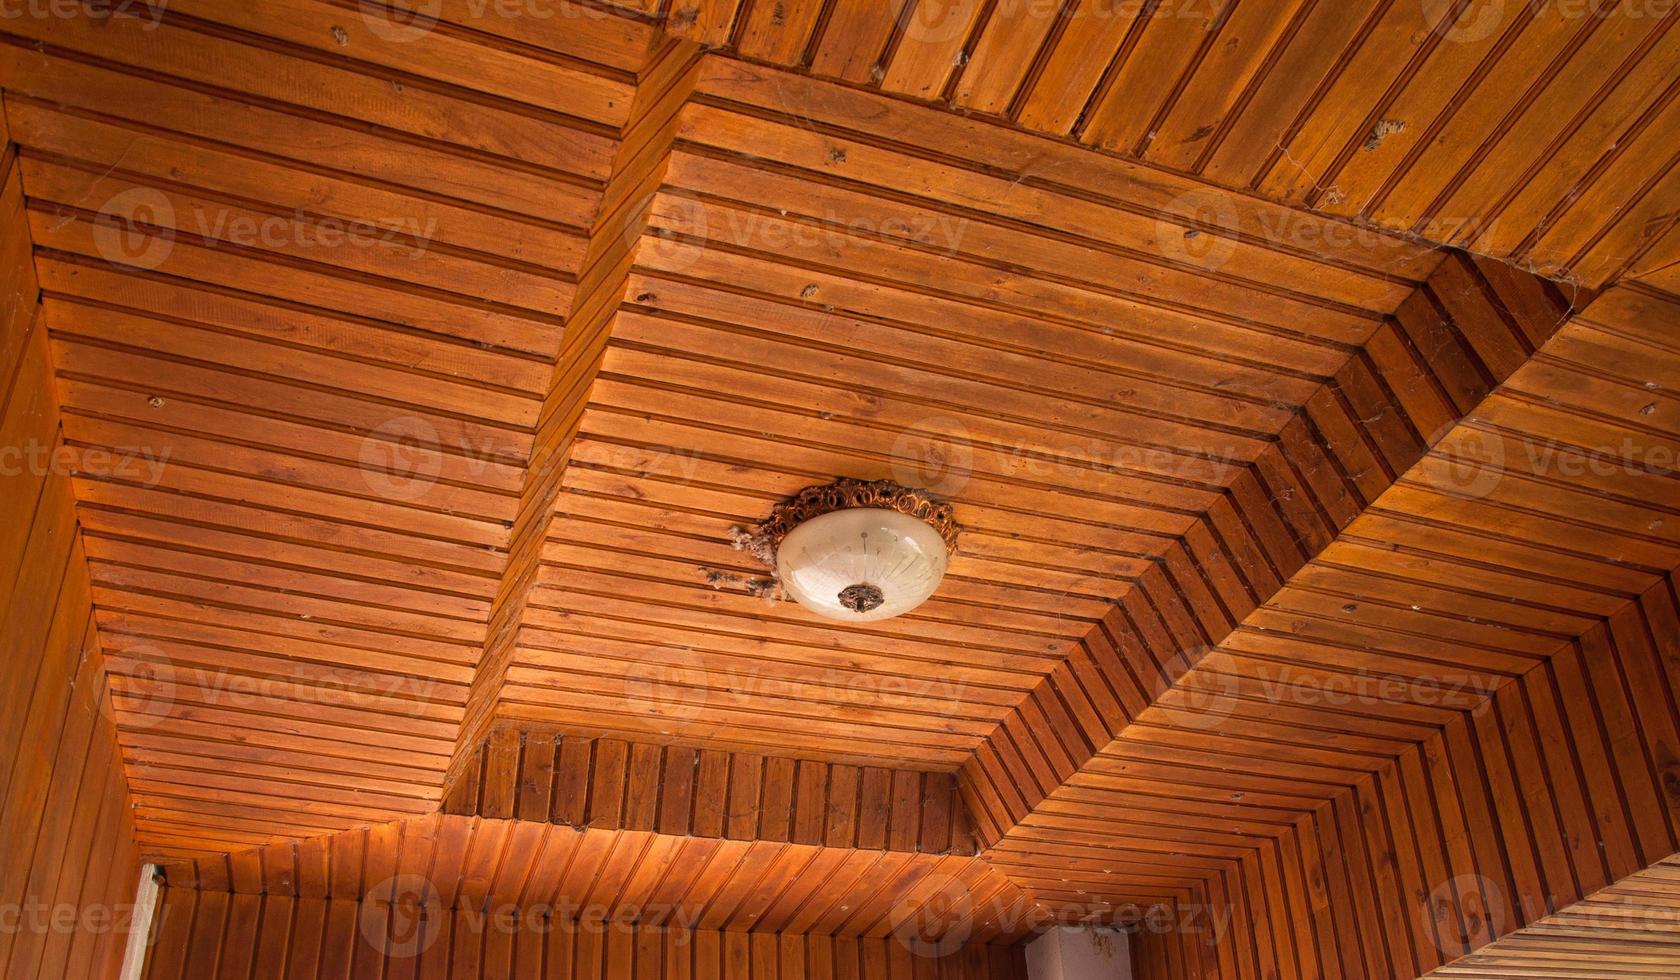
<box><xmin>497</xmin><ymin>56</ymin><xmax>1443</xmax><ymax>771</ymax></box>
<box><xmin>4</xmin><ymin>1</ymin><xmax>1680</xmax><ymax>978</ymax></box>
<box><xmin>0</xmin><ymin>0</ymin><xmax>637</xmax><ymax>852</ymax></box>
<box><xmin>643</xmin><ymin>0</ymin><xmax>1680</xmax><ymax>288</ymax></box>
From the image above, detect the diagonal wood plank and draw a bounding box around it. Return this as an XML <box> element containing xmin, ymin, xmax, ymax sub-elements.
<box><xmin>452</xmin><ymin>37</ymin><xmax>705</xmax><ymax>788</ymax></box>
<box><xmin>1031</xmin><ymin>282</ymin><xmax>1680</xmax><ymax>977</ymax></box>
<box><xmin>961</xmin><ymin>251</ymin><xmax>1594</xmax><ymax>847</ymax></box>
<box><xmin>487</xmin><ymin>55</ymin><xmax>1460</xmax><ymax>772</ymax></box>
<box><xmin>639</xmin><ymin>0</ymin><xmax>1680</xmax><ymax>288</ymax></box>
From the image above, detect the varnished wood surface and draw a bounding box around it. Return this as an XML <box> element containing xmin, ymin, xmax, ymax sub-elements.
<box><xmin>141</xmin><ymin>883</ymin><xmax>1031</xmax><ymax>980</ymax></box>
<box><xmin>1078</xmin><ymin>285</ymin><xmax>1680</xmax><ymax>977</ymax></box>
<box><xmin>3</xmin><ymin>2</ymin><xmax>1680</xmax><ymax>977</ymax></box>
<box><xmin>0</xmin><ymin>0</ymin><xmax>1470</xmax><ymax>859</ymax></box>
<box><xmin>643</xmin><ymin>0</ymin><xmax>1680</xmax><ymax>287</ymax></box>
<box><xmin>1423</xmin><ymin>854</ymin><xmax>1680</xmax><ymax>978</ymax></box>
<box><xmin>962</xmin><ymin>250</ymin><xmax>1588</xmax><ymax>854</ymax></box>
<box><xmin>0</xmin><ymin>0</ymin><xmax>643</xmax><ymax>857</ymax></box>
<box><xmin>157</xmin><ymin>809</ymin><xmax>1039</xmax><ymax>946</ymax></box>
<box><xmin>500</xmin><ymin>54</ymin><xmax>1448</xmax><ymax>769</ymax></box>
<box><xmin>456</xmin><ymin>37</ymin><xmax>704</xmax><ymax>782</ymax></box>
<box><xmin>447</xmin><ymin>729</ymin><xmax>978</xmax><ymax>857</ymax></box>
<box><xmin>0</xmin><ymin>103</ymin><xmax>140</xmax><ymax>978</ymax></box>
<box><xmin>1130</xmin><ymin>571</ymin><xmax>1680</xmax><ymax>978</ymax></box>
<box><xmin>154</xmin><ymin>731</ymin><xmax>1037</xmax><ymax>950</ymax></box>
<box><xmin>150</xmin><ymin>731</ymin><xmax>1039</xmax><ymax>972</ymax></box>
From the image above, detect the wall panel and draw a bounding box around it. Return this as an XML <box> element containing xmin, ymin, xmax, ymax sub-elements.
<box><xmin>0</xmin><ymin>91</ymin><xmax>142</xmax><ymax>980</ymax></box>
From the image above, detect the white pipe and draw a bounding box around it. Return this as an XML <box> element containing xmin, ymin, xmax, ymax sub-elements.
<box><xmin>117</xmin><ymin>864</ymin><xmax>160</xmax><ymax>980</ymax></box>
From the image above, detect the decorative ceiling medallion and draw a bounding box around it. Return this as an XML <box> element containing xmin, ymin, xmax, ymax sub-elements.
<box><xmin>733</xmin><ymin>479</ymin><xmax>960</xmax><ymax>622</ymax></box>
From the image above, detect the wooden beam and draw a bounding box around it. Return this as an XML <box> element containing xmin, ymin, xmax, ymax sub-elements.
<box><xmin>139</xmin><ymin>880</ymin><xmax>1035</xmax><ymax>979</ymax></box>
<box><xmin>451</xmin><ymin>39</ymin><xmax>706</xmax><ymax>785</ymax></box>
<box><xmin>0</xmin><ymin>89</ymin><xmax>142</xmax><ymax>978</ymax></box>
<box><xmin>154</xmin><ymin>777</ymin><xmax>1043</xmax><ymax>949</ymax></box>
<box><xmin>446</xmin><ymin>727</ymin><xmax>979</xmax><ymax>855</ymax></box>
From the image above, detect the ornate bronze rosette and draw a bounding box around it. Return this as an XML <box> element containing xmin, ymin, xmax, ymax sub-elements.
<box><xmin>735</xmin><ymin>478</ymin><xmax>961</xmax><ymax>568</ymax></box>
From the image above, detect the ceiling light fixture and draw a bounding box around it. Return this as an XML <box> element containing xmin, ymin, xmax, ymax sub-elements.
<box><xmin>736</xmin><ymin>479</ymin><xmax>960</xmax><ymax>623</ymax></box>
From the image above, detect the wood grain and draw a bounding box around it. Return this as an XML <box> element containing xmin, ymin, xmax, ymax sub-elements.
<box><xmin>0</xmin><ymin>102</ymin><xmax>141</xmax><ymax>979</ymax></box>
<box><xmin>446</xmin><ymin>729</ymin><xmax>978</xmax><ymax>856</ymax></box>
<box><xmin>1050</xmin><ymin>283</ymin><xmax>1680</xmax><ymax>976</ymax></box>
<box><xmin>0</xmin><ymin>0</ymin><xmax>644</xmax><ymax>858</ymax></box>
<box><xmin>643</xmin><ymin>0</ymin><xmax>1680</xmax><ymax>286</ymax></box>
<box><xmin>493</xmin><ymin>56</ymin><xmax>1452</xmax><ymax>770</ymax></box>
<box><xmin>1423</xmin><ymin>854</ymin><xmax>1680</xmax><ymax>978</ymax></box>
<box><xmin>961</xmin><ymin>252</ymin><xmax>1589</xmax><ymax>850</ymax></box>
<box><xmin>5</xmin><ymin>4</ymin><xmax>1680</xmax><ymax>977</ymax></box>
<box><xmin>156</xmin><ymin>809</ymin><xmax>1041</xmax><ymax>947</ymax></box>
<box><xmin>456</xmin><ymin>34</ymin><xmax>703</xmax><ymax>797</ymax></box>
<box><xmin>140</xmin><ymin>882</ymin><xmax>1032</xmax><ymax>980</ymax></box>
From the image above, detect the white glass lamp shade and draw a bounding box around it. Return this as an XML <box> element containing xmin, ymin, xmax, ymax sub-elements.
<box><xmin>775</xmin><ymin>508</ymin><xmax>950</xmax><ymax>622</ymax></box>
